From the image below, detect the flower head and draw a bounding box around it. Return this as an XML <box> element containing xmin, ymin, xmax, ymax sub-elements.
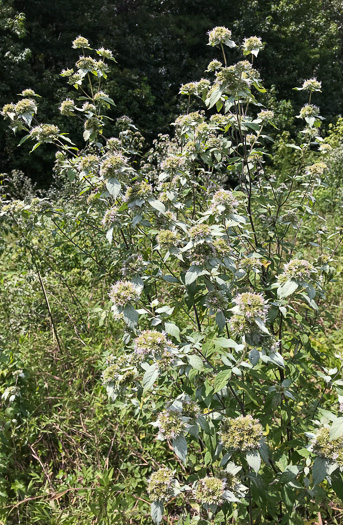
<box><xmin>123</xmin><ymin>181</ymin><xmax>152</xmax><ymax>204</ymax></box>
<box><xmin>109</xmin><ymin>281</ymin><xmax>139</xmax><ymax>307</ymax></box>
<box><xmin>319</xmin><ymin>143</ymin><xmax>332</xmax><ymax>154</ymax></box>
<box><xmin>205</xmin><ymin>290</ymin><xmax>228</xmax><ymax>312</ymax></box>
<box><xmin>208</xmin><ymin>27</ymin><xmax>233</xmax><ymax>47</ymax></box>
<box><xmin>311</xmin><ymin>426</ymin><xmax>343</xmax><ymax>467</ymax></box>
<box><xmin>102</xmin><ymin>354</ymin><xmax>135</xmax><ymax>387</ymax></box>
<box><xmin>205</xmin><ymin>136</ymin><xmax>223</xmax><ymax>150</ymax></box>
<box><xmin>302</xmin><ymin>78</ymin><xmax>322</xmax><ymax>92</ymax></box>
<box><xmin>157</xmin><ymin>230</ymin><xmax>180</xmax><ymax>247</ymax></box>
<box><xmin>2</xmin><ymin>103</ymin><xmax>16</xmax><ymax>119</ymax></box>
<box><xmin>234</xmin><ymin>292</ymin><xmax>268</xmax><ymax>320</ymax></box>
<box><xmin>30</xmin><ymin>124</ymin><xmax>59</xmax><ymax>142</ymax></box>
<box><xmin>19</xmin><ymin>89</ymin><xmax>38</xmax><ymax>97</ymax></box>
<box><xmin>196</xmin><ymin>78</ymin><xmax>211</xmax><ymax>94</ymax></box>
<box><xmin>100</xmin><ymin>155</ymin><xmax>127</xmax><ymax>178</ymax></box>
<box><xmin>177</xmin><ymin>396</ymin><xmax>200</xmax><ymax>419</ymax></box>
<box><xmin>174</xmin><ymin>111</ymin><xmax>204</xmax><ymax>129</ymax></box>
<box><xmin>76</xmin><ymin>56</ymin><xmax>98</xmax><ymax>71</ymax></box>
<box><xmin>101</xmin><ymin>206</ymin><xmax>118</xmax><ymax>226</ymax></box>
<box><xmin>134</xmin><ymin>330</ymin><xmax>172</xmax><ymax>360</ymax></box>
<box><xmin>72</xmin><ymin>36</ymin><xmax>90</xmax><ymax>49</ymax></box>
<box><xmin>229</xmin><ymin>292</ymin><xmax>268</xmax><ymax>337</ymax></box>
<box><xmin>68</xmin><ymin>72</ymin><xmax>83</xmax><ymax>86</ymax></box>
<box><xmin>299</xmin><ymin>104</ymin><xmax>320</xmax><ymax>119</ymax></box>
<box><xmin>59</xmin><ymin>98</ymin><xmax>75</xmax><ymax>116</ymax></box>
<box><xmin>116</xmin><ymin>115</ymin><xmax>133</xmax><ymax>130</ymax></box>
<box><xmin>306</xmin><ymin>162</ymin><xmax>327</xmax><ymax>176</ymax></box>
<box><xmin>94</xmin><ymin>91</ymin><xmax>110</xmax><ymax>103</ymax></box>
<box><xmin>96</xmin><ymin>47</ymin><xmax>114</xmax><ymax>59</ymax></box>
<box><xmin>161</xmin><ymin>155</ymin><xmax>186</xmax><ymax>172</ymax></box>
<box><xmin>156</xmin><ymin>409</ymin><xmax>186</xmax><ymax>440</ymax></box>
<box><xmin>213</xmin><ymin>238</ymin><xmax>230</xmax><ymax>257</ymax></box>
<box><xmin>240</xmin><ymin>257</ymin><xmax>263</xmax><ymax>272</ymax></box>
<box><xmin>189</xmin><ymin>224</ymin><xmax>211</xmax><ymax>240</ymax></box>
<box><xmin>257</xmin><ymin>109</ymin><xmax>274</xmax><ymax>121</ymax></box>
<box><xmin>221</xmin><ymin>415</ymin><xmax>263</xmax><ymax>451</ymax></box>
<box><xmin>206</xmin><ymin>59</ymin><xmax>222</xmax><ymax>72</ymax></box>
<box><xmin>210</xmin><ymin>114</ymin><xmax>233</xmax><ymax>127</ymax></box>
<box><xmin>279</xmin><ymin>259</ymin><xmax>315</xmax><ymax>284</ymax></box>
<box><xmin>195</xmin><ymin>477</ymin><xmax>226</xmax><ymax>506</ymax></box>
<box><xmin>147</xmin><ymin>468</ymin><xmax>175</xmax><ymax>502</ymax></box>
<box><xmin>79</xmin><ymin>154</ymin><xmax>99</xmax><ymax>172</ymax></box>
<box><xmin>121</xmin><ymin>253</ymin><xmax>144</xmax><ymax>277</ymax></box>
<box><xmin>211</xmin><ymin>189</ymin><xmax>239</xmax><ymax>214</ymax></box>
<box><xmin>179</xmin><ymin>82</ymin><xmax>197</xmax><ymax>96</ymax></box>
<box><xmin>15</xmin><ymin>98</ymin><xmax>37</xmax><ymax>115</ymax></box>
<box><xmin>61</xmin><ymin>68</ymin><xmax>74</xmax><ymax>77</ymax></box>
<box><xmin>82</xmin><ymin>102</ymin><xmax>96</xmax><ymax>113</ymax></box>
<box><xmin>243</xmin><ymin>36</ymin><xmax>264</xmax><ymax>54</ymax></box>
<box><xmin>279</xmin><ymin>211</ymin><xmax>298</xmax><ymax>226</ymax></box>
<box><xmin>106</xmin><ymin>137</ymin><xmax>121</xmax><ymax>152</ymax></box>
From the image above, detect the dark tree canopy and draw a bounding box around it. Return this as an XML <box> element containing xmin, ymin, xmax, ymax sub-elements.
<box><xmin>1</xmin><ymin>0</ymin><xmax>342</xmax><ymax>184</ymax></box>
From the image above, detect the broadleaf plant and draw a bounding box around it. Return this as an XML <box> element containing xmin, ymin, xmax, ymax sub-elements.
<box><xmin>2</xmin><ymin>28</ymin><xmax>343</xmax><ymax>524</ymax></box>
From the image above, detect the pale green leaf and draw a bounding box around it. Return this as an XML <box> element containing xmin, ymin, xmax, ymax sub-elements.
<box><xmin>165</xmin><ymin>322</ymin><xmax>180</xmax><ymax>341</ymax></box>
<box><xmin>106</xmin><ymin>178</ymin><xmax>121</xmax><ymax>199</ymax></box>
<box><xmin>278</xmin><ymin>280</ymin><xmax>298</xmax><ymax>298</ymax></box>
<box><xmin>151</xmin><ymin>500</ymin><xmax>163</xmax><ymax>524</ymax></box>
<box><xmin>173</xmin><ymin>435</ymin><xmax>187</xmax><ymax>463</ymax></box>
<box><xmin>143</xmin><ymin>364</ymin><xmax>159</xmax><ymax>391</ymax></box>
<box><xmin>188</xmin><ymin>354</ymin><xmax>203</xmax><ymax>370</ymax></box>
<box><xmin>330</xmin><ymin>417</ymin><xmax>343</xmax><ymax>441</ymax></box>
<box><xmin>246</xmin><ymin>449</ymin><xmax>261</xmax><ymax>473</ymax></box>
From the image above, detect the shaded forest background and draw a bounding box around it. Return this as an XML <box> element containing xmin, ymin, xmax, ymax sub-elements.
<box><xmin>1</xmin><ymin>0</ymin><xmax>343</xmax><ymax>186</ymax></box>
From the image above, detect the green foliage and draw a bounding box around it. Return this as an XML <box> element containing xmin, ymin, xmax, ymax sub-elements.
<box><xmin>1</xmin><ymin>0</ymin><xmax>343</xmax><ymax>186</ymax></box>
<box><xmin>2</xmin><ymin>25</ymin><xmax>343</xmax><ymax>524</ymax></box>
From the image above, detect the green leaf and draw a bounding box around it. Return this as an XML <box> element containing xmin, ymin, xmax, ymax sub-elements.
<box><xmin>188</xmin><ymin>354</ymin><xmax>203</xmax><ymax>370</ymax></box>
<box><xmin>278</xmin><ymin>280</ymin><xmax>298</xmax><ymax>298</ymax></box>
<box><xmin>329</xmin><ymin>417</ymin><xmax>343</xmax><ymax>440</ymax></box>
<box><xmin>285</xmin><ymin>143</ymin><xmax>302</xmax><ymax>151</ymax></box>
<box><xmin>173</xmin><ymin>435</ymin><xmax>187</xmax><ymax>463</ymax></box>
<box><xmin>220</xmin><ymin>452</ymin><xmax>232</xmax><ymax>467</ymax></box>
<box><xmin>255</xmin><ymin>316</ymin><xmax>269</xmax><ymax>334</ymax></box>
<box><xmin>151</xmin><ymin>500</ymin><xmax>163</xmax><ymax>524</ymax></box>
<box><xmin>246</xmin><ymin>449</ymin><xmax>261</xmax><ymax>473</ymax></box>
<box><xmin>318</xmin><ymin>408</ymin><xmax>337</xmax><ymax>422</ymax></box>
<box><xmin>279</xmin><ymin>464</ymin><xmax>300</xmax><ymax>483</ymax></box>
<box><xmin>268</xmin><ymin>351</ymin><xmax>285</xmax><ymax>368</ymax></box>
<box><xmin>312</xmin><ymin>456</ymin><xmax>328</xmax><ymax>486</ymax></box>
<box><xmin>214</xmin><ymin>337</ymin><xmax>241</xmax><ymax>350</ymax></box>
<box><xmin>215</xmin><ymin>311</ymin><xmax>226</xmax><ymax>331</ymax></box>
<box><xmin>148</xmin><ymin>199</ymin><xmax>165</xmax><ymax>214</ymax></box>
<box><xmin>206</xmin><ymin>86</ymin><xmax>222</xmax><ymax>109</ymax></box>
<box><xmin>122</xmin><ymin>305</ymin><xmax>138</xmax><ymax>329</ymax></box>
<box><xmin>83</xmin><ymin>129</ymin><xmax>91</xmax><ymax>141</ymax></box>
<box><xmin>106</xmin><ymin>178</ymin><xmax>121</xmax><ymax>199</ymax></box>
<box><xmin>143</xmin><ymin>364</ymin><xmax>159</xmax><ymax>391</ymax></box>
<box><xmin>331</xmin><ymin>470</ymin><xmax>343</xmax><ymax>500</ymax></box>
<box><xmin>106</xmin><ymin>227</ymin><xmax>113</xmax><ymax>244</ymax></box>
<box><xmin>18</xmin><ymin>134</ymin><xmax>30</xmax><ymax>146</ymax></box>
<box><xmin>198</xmin><ymin>414</ymin><xmax>210</xmax><ymax>433</ymax></box>
<box><xmin>214</xmin><ymin>370</ymin><xmax>232</xmax><ymax>393</ymax></box>
<box><xmin>185</xmin><ymin>266</ymin><xmax>209</xmax><ymax>286</ymax></box>
<box><xmin>165</xmin><ymin>322</ymin><xmax>180</xmax><ymax>341</ymax></box>
<box><xmin>162</xmin><ymin>275</ymin><xmax>179</xmax><ymax>283</ymax></box>
<box><xmin>100</xmin><ymin>95</ymin><xmax>115</xmax><ymax>106</ymax></box>
<box><xmin>249</xmin><ymin>349</ymin><xmax>260</xmax><ymax>366</ymax></box>
<box><xmin>30</xmin><ymin>142</ymin><xmax>41</xmax><ymax>152</ymax></box>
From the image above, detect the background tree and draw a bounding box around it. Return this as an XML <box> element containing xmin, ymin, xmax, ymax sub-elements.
<box><xmin>1</xmin><ymin>0</ymin><xmax>342</xmax><ymax>186</ymax></box>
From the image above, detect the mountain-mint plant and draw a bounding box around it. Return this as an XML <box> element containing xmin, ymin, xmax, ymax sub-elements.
<box><xmin>2</xmin><ymin>28</ymin><xmax>343</xmax><ymax>525</ymax></box>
